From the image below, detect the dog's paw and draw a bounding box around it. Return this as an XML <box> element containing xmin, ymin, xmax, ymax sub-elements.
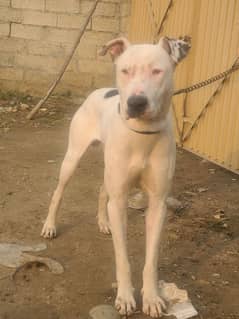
<box><xmin>142</xmin><ymin>292</ymin><xmax>166</xmax><ymax>318</ymax></box>
<box><xmin>98</xmin><ymin>219</ymin><xmax>111</xmax><ymax>234</ymax></box>
<box><xmin>115</xmin><ymin>291</ymin><xmax>136</xmax><ymax>316</ymax></box>
<box><xmin>41</xmin><ymin>222</ymin><xmax>56</xmax><ymax>239</ymax></box>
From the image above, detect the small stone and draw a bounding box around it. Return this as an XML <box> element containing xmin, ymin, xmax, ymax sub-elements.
<box><xmin>197</xmin><ymin>187</ymin><xmax>208</xmax><ymax>193</ymax></box>
<box><xmin>89</xmin><ymin>305</ymin><xmax>120</xmax><ymax>319</ymax></box>
<box><xmin>20</xmin><ymin>103</ymin><xmax>30</xmax><ymax>110</ymax></box>
<box><xmin>128</xmin><ymin>190</ymin><xmax>147</xmax><ymax>209</ymax></box>
<box><xmin>166</xmin><ymin>197</ymin><xmax>182</xmax><ymax>210</ymax></box>
<box><xmin>196</xmin><ymin>279</ymin><xmax>210</xmax><ymax>285</ymax></box>
<box><xmin>111</xmin><ymin>282</ymin><xmax>118</xmax><ymax>289</ymax></box>
<box><xmin>47</xmin><ymin>160</ymin><xmax>56</xmax><ymax>164</ymax></box>
<box><xmin>184</xmin><ymin>191</ymin><xmax>197</xmax><ymax>196</ymax></box>
<box><xmin>212</xmin><ymin>273</ymin><xmax>220</xmax><ymax>278</ymax></box>
<box><xmin>214</xmin><ymin>209</ymin><xmax>225</xmax><ymax>220</ymax></box>
<box><xmin>168</xmin><ymin>232</ymin><xmax>179</xmax><ymax>240</ymax></box>
<box><xmin>208</xmin><ymin>168</ymin><xmax>216</xmax><ymax>174</ymax></box>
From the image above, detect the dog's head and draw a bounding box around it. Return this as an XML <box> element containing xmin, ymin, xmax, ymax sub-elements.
<box><xmin>100</xmin><ymin>36</ymin><xmax>191</xmax><ymax>122</ymax></box>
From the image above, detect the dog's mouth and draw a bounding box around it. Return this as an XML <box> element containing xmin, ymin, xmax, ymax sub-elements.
<box><xmin>126</xmin><ymin>107</ymin><xmax>155</xmax><ymax>121</ymax></box>
<box><xmin>127</xmin><ymin>107</ymin><xmax>148</xmax><ymax>119</ymax></box>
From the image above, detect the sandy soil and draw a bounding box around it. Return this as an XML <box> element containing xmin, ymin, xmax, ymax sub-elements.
<box><xmin>0</xmin><ymin>96</ymin><xmax>238</xmax><ymax>319</ymax></box>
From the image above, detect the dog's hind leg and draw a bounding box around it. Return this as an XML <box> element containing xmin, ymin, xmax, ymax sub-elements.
<box><xmin>97</xmin><ymin>184</ymin><xmax>110</xmax><ymax>234</ymax></box>
<box><xmin>41</xmin><ymin>107</ymin><xmax>98</xmax><ymax>239</ymax></box>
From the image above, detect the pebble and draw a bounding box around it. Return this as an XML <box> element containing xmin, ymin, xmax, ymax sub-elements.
<box><xmin>197</xmin><ymin>187</ymin><xmax>208</xmax><ymax>193</ymax></box>
<box><xmin>111</xmin><ymin>282</ymin><xmax>118</xmax><ymax>289</ymax></box>
<box><xmin>20</xmin><ymin>103</ymin><xmax>30</xmax><ymax>110</ymax></box>
<box><xmin>166</xmin><ymin>197</ymin><xmax>182</xmax><ymax>210</ymax></box>
<box><xmin>184</xmin><ymin>191</ymin><xmax>197</xmax><ymax>196</ymax></box>
<box><xmin>47</xmin><ymin>160</ymin><xmax>56</xmax><ymax>164</ymax></box>
<box><xmin>196</xmin><ymin>279</ymin><xmax>210</xmax><ymax>285</ymax></box>
<box><xmin>208</xmin><ymin>168</ymin><xmax>216</xmax><ymax>174</ymax></box>
<box><xmin>89</xmin><ymin>305</ymin><xmax>120</xmax><ymax>319</ymax></box>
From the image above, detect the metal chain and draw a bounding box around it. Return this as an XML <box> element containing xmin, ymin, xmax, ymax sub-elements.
<box><xmin>174</xmin><ymin>61</ymin><xmax>239</xmax><ymax>96</ymax></box>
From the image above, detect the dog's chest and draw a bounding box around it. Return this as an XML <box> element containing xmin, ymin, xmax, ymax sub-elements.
<box><xmin>127</xmin><ymin>143</ymin><xmax>154</xmax><ymax>181</ymax></box>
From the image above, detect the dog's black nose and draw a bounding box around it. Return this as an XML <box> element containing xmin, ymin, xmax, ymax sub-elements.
<box><xmin>127</xmin><ymin>95</ymin><xmax>148</xmax><ymax>118</ymax></box>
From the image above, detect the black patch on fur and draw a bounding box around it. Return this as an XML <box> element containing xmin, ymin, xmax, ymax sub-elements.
<box><xmin>104</xmin><ymin>89</ymin><xmax>119</xmax><ymax>99</ymax></box>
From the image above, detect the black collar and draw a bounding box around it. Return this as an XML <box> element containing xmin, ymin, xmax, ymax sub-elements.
<box><xmin>118</xmin><ymin>103</ymin><xmax>161</xmax><ymax>135</ymax></box>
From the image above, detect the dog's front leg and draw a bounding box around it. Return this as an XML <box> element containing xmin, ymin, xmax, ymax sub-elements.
<box><xmin>142</xmin><ymin>196</ymin><xmax>167</xmax><ymax>317</ymax></box>
<box><xmin>142</xmin><ymin>140</ymin><xmax>175</xmax><ymax>318</ymax></box>
<box><xmin>107</xmin><ymin>194</ymin><xmax>136</xmax><ymax>315</ymax></box>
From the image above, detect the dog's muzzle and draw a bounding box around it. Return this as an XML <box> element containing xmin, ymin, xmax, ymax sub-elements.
<box><xmin>127</xmin><ymin>95</ymin><xmax>148</xmax><ymax>118</ymax></box>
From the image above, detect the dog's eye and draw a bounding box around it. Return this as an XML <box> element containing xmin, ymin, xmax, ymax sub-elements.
<box><xmin>121</xmin><ymin>69</ymin><xmax>129</xmax><ymax>75</ymax></box>
<box><xmin>152</xmin><ymin>69</ymin><xmax>162</xmax><ymax>75</ymax></box>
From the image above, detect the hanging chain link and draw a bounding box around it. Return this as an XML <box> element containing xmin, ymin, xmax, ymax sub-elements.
<box><xmin>174</xmin><ymin>61</ymin><xmax>239</xmax><ymax>96</ymax></box>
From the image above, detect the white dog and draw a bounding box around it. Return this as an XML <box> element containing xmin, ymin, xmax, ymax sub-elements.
<box><xmin>41</xmin><ymin>36</ymin><xmax>191</xmax><ymax>317</ymax></box>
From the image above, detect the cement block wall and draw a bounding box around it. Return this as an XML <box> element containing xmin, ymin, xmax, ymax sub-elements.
<box><xmin>0</xmin><ymin>0</ymin><xmax>131</xmax><ymax>97</ymax></box>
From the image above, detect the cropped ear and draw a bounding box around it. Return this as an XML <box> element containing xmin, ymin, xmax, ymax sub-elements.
<box><xmin>99</xmin><ymin>37</ymin><xmax>131</xmax><ymax>61</ymax></box>
<box><xmin>159</xmin><ymin>36</ymin><xmax>191</xmax><ymax>64</ymax></box>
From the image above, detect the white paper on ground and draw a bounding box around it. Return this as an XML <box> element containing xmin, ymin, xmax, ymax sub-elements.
<box><xmin>159</xmin><ymin>280</ymin><xmax>198</xmax><ymax>319</ymax></box>
<box><xmin>166</xmin><ymin>301</ymin><xmax>198</xmax><ymax>319</ymax></box>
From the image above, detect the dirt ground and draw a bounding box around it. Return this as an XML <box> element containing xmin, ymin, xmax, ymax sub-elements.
<box><xmin>0</xmin><ymin>96</ymin><xmax>238</xmax><ymax>319</ymax></box>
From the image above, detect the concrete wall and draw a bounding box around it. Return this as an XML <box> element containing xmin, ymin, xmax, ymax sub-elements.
<box><xmin>0</xmin><ymin>0</ymin><xmax>131</xmax><ymax>97</ymax></box>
